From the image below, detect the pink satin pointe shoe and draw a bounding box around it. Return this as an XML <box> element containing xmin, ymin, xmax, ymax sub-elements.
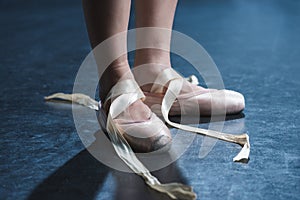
<box><xmin>97</xmin><ymin>79</ymin><xmax>172</xmax><ymax>153</ymax></box>
<box><xmin>143</xmin><ymin>68</ymin><xmax>245</xmax><ymax>116</ymax></box>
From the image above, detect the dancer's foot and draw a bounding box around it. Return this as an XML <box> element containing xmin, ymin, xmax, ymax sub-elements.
<box><xmin>99</xmin><ymin>62</ymin><xmax>171</xmax><ymax>153</ymax></box>
<box><xmin>133</xmin><ymin>63</ymin><xmax>245</xmax><ymax>116</ymax></box>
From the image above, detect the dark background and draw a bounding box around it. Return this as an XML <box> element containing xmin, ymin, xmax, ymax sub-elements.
<box><xmin>1</xmin><ymin>0</ymin><xmax>299</xmax><ymax>199</ymax></box>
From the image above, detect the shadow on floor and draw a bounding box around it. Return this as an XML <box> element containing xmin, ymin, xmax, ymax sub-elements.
<box><xmin>27</xmin><ymin>149</ymin><xmax>110</xmax><ymax>200</ymax></box>
<box><xmin>170</xmin><ymin>112</ymin><xmax>245</xmax><ymax>124</ymax></box>
<box><xmin>27</xmin><ymin>131</ymin><xmax>190</xmax><ymax>200</ymax></box>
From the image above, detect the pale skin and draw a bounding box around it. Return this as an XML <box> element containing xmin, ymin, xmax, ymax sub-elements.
<box><xmin>82</xmin><ymin>0</ymin><xmax>179</xmax><ymax>121</ymax></box>
<box><xmin>82</xmin><ymin>0</ymin><xmax>243</xmax><ymax>120</ymax></box>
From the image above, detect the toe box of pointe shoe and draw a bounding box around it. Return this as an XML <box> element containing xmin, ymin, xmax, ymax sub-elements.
<box><xmin>224</xmin><ymin>90</ymin><xmax>245</xmax><ymax>114</ymax></box>
<box><xmin>118</xmin><ymin>114</ymin><xmax>172</xmax><ymax>153</ymax></box>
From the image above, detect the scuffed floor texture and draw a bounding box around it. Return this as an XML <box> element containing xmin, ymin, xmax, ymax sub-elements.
<box><xmin>1</xmin><ymin>0</ymin><xmax>299</xmax><ymax>199</ymax></box>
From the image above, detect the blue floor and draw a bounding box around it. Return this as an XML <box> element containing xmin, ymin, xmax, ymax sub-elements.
<box><xmin>1</xmin><ymin>0</ymin><xmax>300</xmax><ymax>199</ymax></box>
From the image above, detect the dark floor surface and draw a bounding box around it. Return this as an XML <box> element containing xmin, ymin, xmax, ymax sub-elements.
<box><xmin>1</xmin><ymin>0</ymin><xmax>300</xmax><ymax>199</ymax></box>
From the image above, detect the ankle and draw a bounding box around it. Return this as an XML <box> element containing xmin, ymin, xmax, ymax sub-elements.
<box><xmin>133</xmin><ymin>64</ymin><xmax>170</xmax><ymax>93</ymax></box>
<box><xmin>133</xmin><ymin>49</ymin><xmax>172</xmax><ymax>92</ymax></box>
<box><xmin>99</xmin><ymin>60</ymin><xmax>133</xmax><ymax>102</ymax></box>
<box><xmin>134</xmin><ymin>49</ymin><xmax>171</xmax><ymax>67</ymax></box>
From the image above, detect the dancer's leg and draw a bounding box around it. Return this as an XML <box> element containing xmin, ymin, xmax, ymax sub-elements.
<box><xmin>82</xmin><ymin>0</ymin><xmax>132</xmax><ymax>101</ymax></box>
<box><xmin>82</xmin><ymin>0</ymin><xmax>151</xmax><ymax>119</ymax></box>
<box><xmin>133</xmin><ymin>0</ymin><xmax>178</xmax><ymax>91</ymax></box>
<box><xmin>134</xmin><ymin>0</ymin><xmax>177</xmax><ymax>68</ymax></box>
<box><xmin>133</xmin><ymin>0</ymin><xmax>245</xmax><ymax>115</ymax></box>
<box><xmin>82</xmin><ymin>0</ymin><xmax>172</xmax><ymax>152</ymax></box>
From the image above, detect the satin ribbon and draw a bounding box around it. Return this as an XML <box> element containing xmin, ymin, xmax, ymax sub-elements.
<box><xmin>151</xmin><ymin>68</ymin><xmax>250</xmax><ymax>162</ymax></box>
<box><xmin>104</xmin><ymin>79</ymin><xmax>197</xmax><ymax>199</ymax></box>
<box><xmin>45</xmin><ymin>73</ymin><xmax>250</xmax><ymax>199</ymax></box>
